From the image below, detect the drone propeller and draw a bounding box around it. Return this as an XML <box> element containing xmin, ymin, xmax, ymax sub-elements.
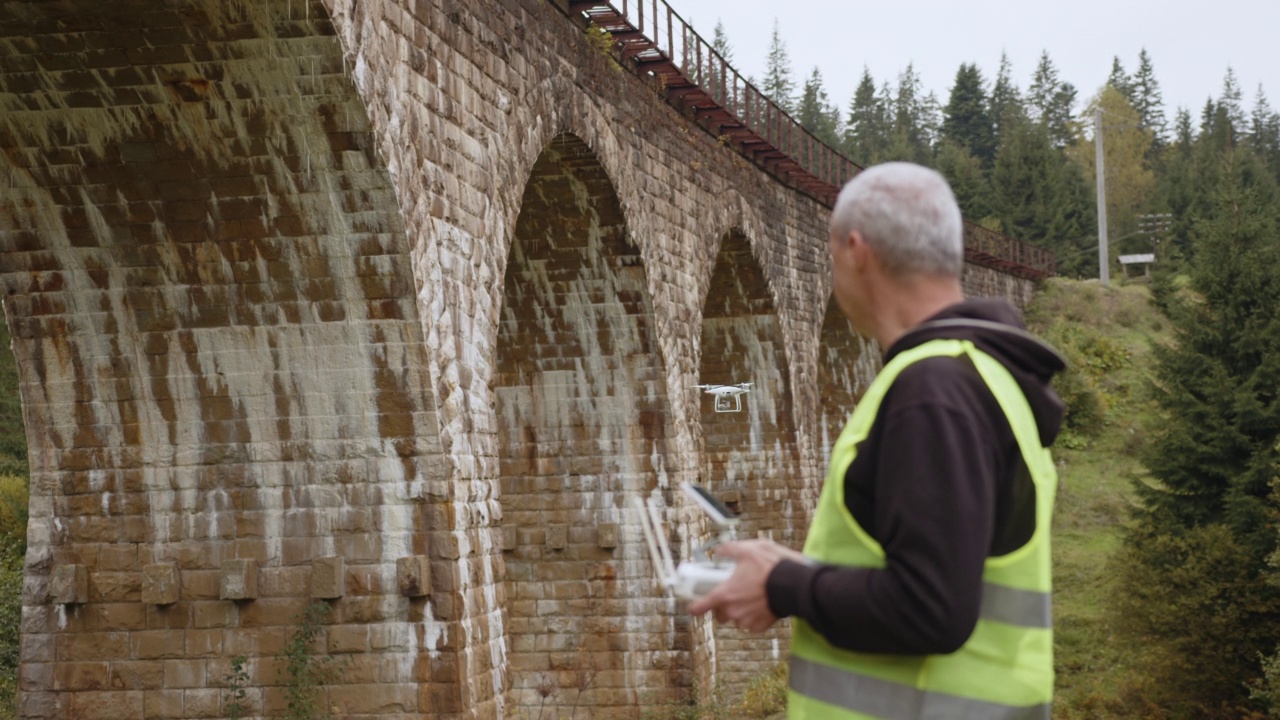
<box><xmin>691</xmin><ymin>382</ymin><xmax>752</xmax><ymax>391</ymax></box>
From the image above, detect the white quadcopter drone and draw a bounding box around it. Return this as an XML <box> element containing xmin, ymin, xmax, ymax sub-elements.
<box><xmin>633</xmin><ymin>482</ymin><xmax>738</xmax><ymax>600</ymax></box>
<box><xmin>694</xmin><ymin>382</ymin><xmax>753</xmax><ymax>413</ymax></box>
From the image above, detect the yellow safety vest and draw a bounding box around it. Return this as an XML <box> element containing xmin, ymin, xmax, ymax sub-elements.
<box><xmin>789</xmin><ymin>338</ymin><xmax>1056</xmax><ymax>720</ymax></box>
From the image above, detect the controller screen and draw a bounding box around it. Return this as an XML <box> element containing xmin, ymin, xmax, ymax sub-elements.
<box><xmin>684</xmin><ymin>483</ymin><xmax>738</xmax><ymax>522</ymax></box>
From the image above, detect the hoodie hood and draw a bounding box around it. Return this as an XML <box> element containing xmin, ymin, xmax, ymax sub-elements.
<box><xmin>886</xmin><ymin>298</ymin><xmax>1067</xmax><ymax>447</ymax></box>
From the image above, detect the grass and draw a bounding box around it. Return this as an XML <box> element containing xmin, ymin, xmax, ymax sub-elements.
<box><xmin>1026</xmin><ymin>278</ymin><xmax>1171</xmax><ymax>717</ymax></box>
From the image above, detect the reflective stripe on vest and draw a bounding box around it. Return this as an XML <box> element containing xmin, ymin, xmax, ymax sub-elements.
<box><xmin>790</xmin><ymin>656</ymin><xmax>1051</xmax><ymax>720</ymax></box>
<box><xmin>979</xmin><ymin>581</ymin><xmax>1051</xmax><ymax>629</ymax></box>
<box><xmin>788</xmin><ymin>338</ymin><xmax>1057</xmax><ymax>720</ymax></box>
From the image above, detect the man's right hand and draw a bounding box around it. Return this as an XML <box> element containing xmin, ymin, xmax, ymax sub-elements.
<box><xmin>688</xmin><ymin>539</ymin><xmax>805</xmax><ymax>633</ymax></box>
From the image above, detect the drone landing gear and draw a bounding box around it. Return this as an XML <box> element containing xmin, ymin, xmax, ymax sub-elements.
<box><xmin>713</xmin><ymin>394</ymin><xmax>743</xmax><ymax>413</ymax></box>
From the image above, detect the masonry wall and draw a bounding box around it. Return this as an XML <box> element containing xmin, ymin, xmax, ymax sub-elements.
<box><xmin>963</xmin><ymin>264</ymin><xmax>1038</xmax><ymax>309</ymax></box>
<box><xmin>0</xmin><ymin>1</ymin><xmax>455</xmax><ymax>717</ymax></box>
<box><xmin>0</xmin><ymin>0</ymin><xmax>1045</xmax><ymax>717</ymax></box>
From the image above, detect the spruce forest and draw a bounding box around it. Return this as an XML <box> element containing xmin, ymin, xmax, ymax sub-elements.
<box><xmin>733</xmin><ymin>19</ymin><xmax>1280</xmax><ymax>720</ymax></box>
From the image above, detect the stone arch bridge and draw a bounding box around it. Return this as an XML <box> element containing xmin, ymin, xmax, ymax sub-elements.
<box><xmin>0</xmin><ymin>0</ymin><xmax>1050</xmax><ymax>717</ymax></box>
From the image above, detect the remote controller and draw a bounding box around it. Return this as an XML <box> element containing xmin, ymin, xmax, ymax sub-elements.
<box><xmin>635</xmin><ymin>483</ymin><xmax>740</xmax><ymax>600</ymax></box>
<box><xmin>673</xmin><ymin>560</ymin><xmax>735</xmax><ymax>599</ymax></box>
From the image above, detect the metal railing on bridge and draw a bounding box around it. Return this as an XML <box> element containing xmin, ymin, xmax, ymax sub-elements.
<box><xmin>559</xmin><ymin>0</ymin><xmax>1056</xmax><ymax>279</ymax></box>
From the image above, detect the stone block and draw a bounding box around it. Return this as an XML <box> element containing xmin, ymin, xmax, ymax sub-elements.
<box><xmin>502</xmin><ymin>525</ymin><xmax>517</xmax><ymax>551</ymax></box>
<box><xmin>219</xmin><ymin>559</ymin><xmax>258</xmax><ymax>601</ymax></box>
<box><xmin>182</xmin><ymin>688</ymin><xmax>220</xmax><ymax>718</ymax></box>
<box><xmin>142</xmin><ymin>564</ymin><xmax>179</xmax><ymax>605</ymax></box>
<box><xmin>310</xmin><ymin>556</ymin><xmax>345</xmax><ymax>599</ymax></box>
<box><xmin>396</xmin><ymin>555</ymin><xmax>431</xmax><ymax>597</ymax></box>
<box><xmin>163</xmin><ymin>658</ymin><xmax>205</xmax><ymax>688</ymax></box>
<box><xmin>133</xmin><ymin>630</ymin><xmax>185</xmax><ymax>660</ymax></box>
<box><xmin>70</xmin><ymin>690</ymin><xmax>143</xmax><ymax>720</ymax></box>
<box><xmin>596</xmin><ymin>522</ymin><xmax>618</xmax><ymax>549</ymax></box>
<box><xmin>50</xmin><ymin>564</ymin><xmax>88</xmax><ymax>605</ymax></box>
<box><xmin>546</xmin><ymin>524</ymin><xmax>567</xmax><ymax>550</ymax></box>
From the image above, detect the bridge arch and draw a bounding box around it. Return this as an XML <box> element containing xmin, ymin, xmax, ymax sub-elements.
<box><xmin>695</xmin><ymin>224</ymin><xmax>802</xmax><ymax>691</ymax></box>
<box><xmin>493</xmin><ymin>73</ymin><xmax>651</xmax><ymax>300</ymax></box>
<box><xmin>494</xmin><ymin>130</ymin><xmax>686</xmax><ymax>716</ymax></box>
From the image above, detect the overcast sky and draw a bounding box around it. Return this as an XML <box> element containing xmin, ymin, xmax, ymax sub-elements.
<box><xmin>671</xmin><ymin>0</ymin><xmax>1279</xmax><ymax>125</ymax></box>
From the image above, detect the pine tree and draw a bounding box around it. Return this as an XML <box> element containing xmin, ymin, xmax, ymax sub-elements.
<box><xmin>1123</xmin><ymin>144</ymin><xmax>1280</xmax><ymax>711</ymax></box>
<box><xmin>1220</xmin><ymin>67</ymin><xmax>1247</xmax><ymax>137</ymax></box>
<box><xmin>1028</xmin><ymin>51</ymin><xmax>1077</xmax><ymax>148</ymax></box>
<box><xmin>797</xmin><ymin>67</ymin><xmax>840</xmax><ymax>149</ymax></box>
<box><xmin>1141</xmin><ymin>143</ymin><xmax>1280</xmax><ymax>547</ymax></box>
<box><xmin>989</xmin><ymin>52</ymin><xmax>1023</xmax><ymax>153</ymax></box>
<box><xmin>1107</xmin><ymin>56</ymin><xmax>1135</xmax><ymax>104</ymax></box>
<box><xmin>843</xmin><ymin>68</ymin><xmax>889</xmax><ymax>163</ymax></box>
<box><xmin>1251</xmin><ymin>85</ymin><xmax>1280</xmax><ymax>184</ymax></box>
<box><xmin>762</xmin><ymin>18</ymin><xmax>796</xmax><ymax>112</ymax></box>
<box><xmin>1027</xmin><ymin>51</ymin><xmax>1060</xmax><ymax>126</ymax></box>
<box><xmin>990</xmin><ymin>116</ymin><xmax>1095</xmax><ymax>275</ymax></box>
<box><xmin>1152</xmin><ymin>108</ymin><xmax>1199</xmax><ymax>260</ymax></box>
<box><xmin>697</xmin><ymin>19</ymin><xmax>734</xmax><ymax>105</ymax></box>
<box><xmin>935</xmin><ymin>139</ymin><xmax>995</xmax><ymax>224</ymax></box>
<box><xmin>711</xmin><ymin>19</ymin><xmax>733</xmax><ymax>65</ymax></box>
<box><xmin>1132</xmin><ymin>49</ymin><xmax>1168</xmax><ymax>144</ymax></box>
<box><xmin>1046</xmin><ymin>81</ymin><xmax>1079</xmax><ymax>149</ymax></box>
<box><xmin>942</xmin><ymin>63</ymin><xmax>995</xmax><ymax>164</ymax></box>
<box><xmin>885</xmin><ymin>64</ymin><xmax>938</xmax><ymax>165</ymax></box>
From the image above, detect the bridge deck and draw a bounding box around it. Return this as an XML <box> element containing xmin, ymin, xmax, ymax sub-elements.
<box><xmin>562</xmin><ymin>0</ymin><xmax>1056</xmax><ymax>279</ymax></box>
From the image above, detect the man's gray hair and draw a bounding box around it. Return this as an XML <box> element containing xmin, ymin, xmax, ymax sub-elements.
<box><xmin>829</xmin><ymin>162</ymin><xmax>964</xmax><ymax>278</ymax></box>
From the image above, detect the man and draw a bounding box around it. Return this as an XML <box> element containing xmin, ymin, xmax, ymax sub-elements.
<box><xmin>689</xmin><ymin>162</ymin><xmax>1065</xmax><ymax>719</ymax></box>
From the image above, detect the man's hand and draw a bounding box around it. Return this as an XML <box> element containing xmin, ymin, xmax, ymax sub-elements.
<box><xmin>686</xmin><ymin>539</ymin><xmax>805</xmax><ymax>633</ymax></box>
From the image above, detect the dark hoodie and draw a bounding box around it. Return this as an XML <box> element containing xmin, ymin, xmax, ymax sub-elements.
<box><xmin>767</xmin><ymin>298</ymin><xmax>1066</xmax><ymax>654</ymax></box>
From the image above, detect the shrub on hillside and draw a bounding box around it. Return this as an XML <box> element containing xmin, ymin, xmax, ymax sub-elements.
<box><xmin>1113</xmin><ymin>519</ymin><xmax>1280</xmax><ymax>718</ymax></box>
<box><xmin>1038</xmin><ymin>322</ymin><xmax>1132</xmax><ymax>439</ymax></box>
<box><xmin>0</xmin><ymin>475</ymin><xmax>26</xmax><ymax>556</ymax></box>
<box><xmin>0</xmin><ymin>549</ymin><xmax>19</xmax><ymax>720</ymax></box>
<box><xmin>732</xmin><ymin>662</ymin><xmax>786</xmax><ymax>718</ymax></box>
<box><xmin>1026</xmin><ymin>279</ymin><xmax>1141</xmax><ymax>440</ymax></box>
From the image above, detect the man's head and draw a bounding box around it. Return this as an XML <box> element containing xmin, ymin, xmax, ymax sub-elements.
<box><xmin>828</xmin><ymin>162</ymin><xmax>965</xmax><ymax>340</ymax></box>
<box><xmin>828</xmin><ymin>162</ymin><xmax>964</xmax><ymax>278</ymax></box>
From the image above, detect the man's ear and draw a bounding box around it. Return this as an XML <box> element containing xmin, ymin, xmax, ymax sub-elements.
<box><xmin>847</xmin><ymin>230</ymin><xmax>873</xmax><ymax>273</ymax></box>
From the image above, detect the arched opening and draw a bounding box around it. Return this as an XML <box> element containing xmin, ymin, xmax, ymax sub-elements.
<box><xmin>495</xmin><ymin>133</ymin><xmax>683</xmax><ymax>717</ymax></box>
<box><xmin>696</xmin><ymin>229</ymin><xmax>800</xmax><ymax>692</ymax></box>
<box><xmin>816</xmin><ymin>297</ymin><xmax>880</xmax><ymax>469</ymax></box>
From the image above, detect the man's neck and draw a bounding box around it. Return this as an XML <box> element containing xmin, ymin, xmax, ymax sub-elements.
<box><xmin>871</xmin><ymin>275</ymin><xmax>965</xmax><ymax>350</ymax></box>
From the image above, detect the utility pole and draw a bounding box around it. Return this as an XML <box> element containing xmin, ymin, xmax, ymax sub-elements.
<box><xmin>1095</xmin><ymin>107</ymin><xmax>1109</xmax><ymax>286</ymax></box>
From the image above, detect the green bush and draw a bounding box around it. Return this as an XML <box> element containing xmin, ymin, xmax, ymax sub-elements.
<box><xmin>277</xmin><ymin>602</ymin><xmax>344</xmax><ymax>720</ymax></box>
<box><xmin>0</xmin><ymin>474</ymin><xmax>24</xmax><ymax>720</ymax></box>
<box><xmin>1042</xmin><ymin>332</ymin><xmax>1106</xmax><ymax>436</ymax></box>
<box><xmin>0</xmin><ymin>475</ymin><xmax>27</xmax><ymax>556</ymax></box>
<box><xmin>1113</xmin><ymin>520</ymin><xmax>1280</xmax><ymax>718</ymax></box>
<box><xmin>0</xmin><ymin>546</ymin><xmax>20</xmax><ymax>720</ymax></box>
<box><xmin>731</xmin><ymin>662</ymin><xmax>787</xmax><ymax>718</ymax></box>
